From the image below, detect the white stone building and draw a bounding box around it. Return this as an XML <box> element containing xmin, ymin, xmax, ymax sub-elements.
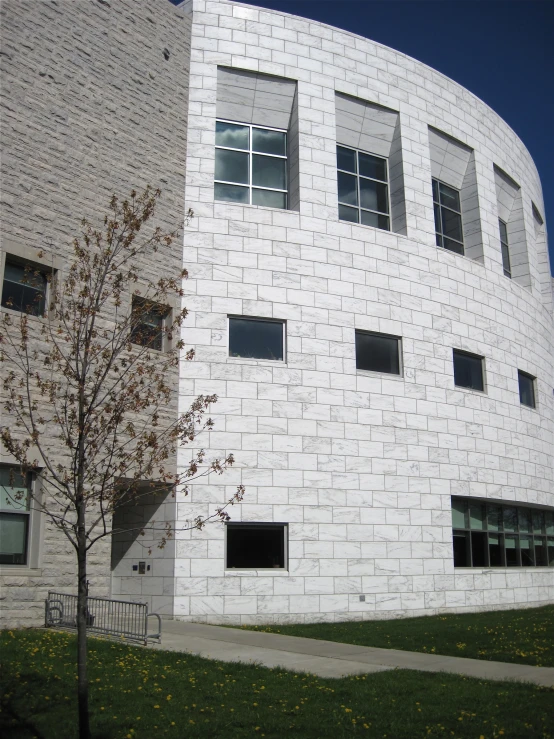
<box><xmin>1</xmin><ymin>0</ymin><xmax>553</xmax><ymax>627</ymax></box>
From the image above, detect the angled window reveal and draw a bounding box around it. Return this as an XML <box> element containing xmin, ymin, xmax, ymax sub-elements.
<box><xmin>518</xmin><ymin>370</ymin><xmax>536</xmax><ymax>409</ymax></box>
<box><xmin>226</xmin><ymin>523</ymin><xmax>287</xmax><ymax>569</ymax></box>
<box><xmin>215</xmin><ymin>120</ymin><xmax>287</xmax><ymax>209</ymax></box>
<box><xmin>229</xmin><ymin>316</ymin><xmax>285</xmax><ymax>361</ymax></box>
<box><xmin>433</xmin><ymin>179</ymin><xmax>464</xmax><ymax>255</ymax></box>
<box><xmin>453</xmin><ymin>349</ymin><xmax>485</xmax><ymax>392</ymax></box>
<box><xmin>428</xmin><ymin>128</ymin><xmax>483</xmax><ymax>262</ymax></box>
<box><xmin>355</xmin><ymin>331</ymin><xmax>401</xmax><ymax>375</ymax></box>
<box><xmin>1</xmin><ymin>258</ymin><xmax>49</xmax><ymax>317</ymax></box>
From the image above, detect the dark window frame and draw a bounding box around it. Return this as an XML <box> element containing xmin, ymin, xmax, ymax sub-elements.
<box><xmin>0</xmin><ymin>466</ymin><xmax>33</xmax><ymax>566</ymax></box>
<box><xmin>355</xmin><ymin>330</ymin><xmax>402</xmax><ymax>375</ymax></box>
<box><xmin>1</xmin><ymin>256</ymin><xmax>51</xmax><ymax>318</ymax></box>
<box><xmin>432</xmin><ymin>178</ymin><xmax>464</xmax><ymax>255</ymax></box>
<box><xmin>226</xmin><ymin>522</ymin><xmax>288</xmax><ymax>570</ymax></box>
<box><xmin>453</xmin><ymin>349</ymin><xmax>485</xmax><ymax>392</ymax></box>
<box><xmin>336</xmin><ymin>145</ymin><xmax>391</xmax><ymax>231</ymax></box>
<box><xmin>214</xmin><ymin>119</ymin><xmax>288</xmax><ymax>209</ymax></box>
<box><xmin>452</xmin><ymin>497</ymin><xmax>554</xmax><ymax>569</ymax></box>
<box><xmin>228</xmin><ymin>315</ymin><xmax>286</xmax><ymax>362</ymax></box>
<box><xmin>130</xmin><ymin>295</ymin><xmax>171</xmax><ymax>352</ymax></box>
<box><xmin>518</xmin><ymin>370</ymin><xmax>536</xmax><ymax>409</ymax></box>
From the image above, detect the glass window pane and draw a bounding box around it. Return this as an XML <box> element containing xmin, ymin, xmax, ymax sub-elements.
<box><xmin>518</xmin><ymin>372</ymin><xmax>535</xmax><ymax>408</ymax></box>
<box><xmin>453</xmin><ymin>531</ymin><xmax>469</xmax><ymax>567</ymax></box>
<box><xmin>435</xmin><ymin>233</ymin><xmax>443</xmax><ymax>248</ymax></box>
<box><xmin>452</xmin><ymin>499</ymin><xmax>467</xmax><ymax>529</ymax></box>
<box><xmin>337</xmin><ymin>146</ymin><xmax>357</xmax><ymax>173</ymax></box>
<box><xmin>547</xmin><ymin>538</ymin><xmax>554</xmax><ymax>566</ymax></box>
<box><xmin>358</xmin><ymin>152</ymin><xmax>387</xmax><ymax>182</ymax></box>
<box><xmin>471</xmin><ymin>531</ymin><xmax>488</xmax><ymax>567</ymax></box>
<box><xmin>355</xmin><ymin>331</ymin><xmax>400</xmax><ymax>375</ymax></box>
<box><xmin>215</xmin><ymin>149</ymin><xmax>249</xmax><ymax>184</ymax></box>
<box><xmin>215</xmin><ymin>121</ymin><xmax>249</xmax><ymax>149</ymax></box>
<box><xmin>520</xmin><ymin>536</ymin><xmax>534</xmax><ymax>566</ymax></box>
<box><xmin>534</xmin><ymin>537</ymin><xmax>547</xmax><ymax>566</ymax></box>
<box><xmin>360</xmin><ymin>210</ymin><xmax>389</xmax><ymax>231</ymax></box>
<box><xmin>252</xmin><ymin>128</ymin><xmax>286</xmax><ymax>156</ymax></box>
<box><xmin>501</xmin><ymin>243</ymin><xmax>511</xmax><ymax>277</ymax></box>
<box><xmin>252</xmin><ymin>189</ymin><xmax>286</xmax><ymax>209</ymax></box>
<box><xmin>442</xmin><ymin>237</ymin><xmax>464</xmax><ymax>255</ymax></box>
<box><xmin>338</xmin><ymin>204</ymin><xmax>359</xmax><ymax>223</ymax></box>
<box><xmin>2</xmin><ymin>262</ymin><xmax>47</xmax><ymax>317</ymax></box>
<box><xmin>503</xmin><ymin>507</ymin><xmax>518</xmax><ymax>532</ymax></box>
<box><xmin>441</xmin><ymin>208</ymin><xmax>463</xmax><ymax>242</ymax></box>
<box><xmin>469</xmin><ymin>504</ymin><xmax>485</xmax><ymax>530</ymax></box>
<box><xmin>432</xmin><ymin>179</ymin><xmax>439</xmax><ymax>203</ymax></box>
<box><xmin>489</xmin><ymin>533</ymin><xmax>504</xmax><ymax>566</ymax></box>
<box><xmin>337</xmin><ymin>171</ymin><xmax>358</xmax><ymax>206</ymax></box>
<box><xmin>229</xmin><ymin>318</ymin><xmax>284</xmax><ymax>361</ymax></box>
<box><xmin>519</xmin><ymin>508</ymin><xmax>532</xmax><ymax>533</ymax></box>
<box><xmin>0</xmin><ymin>513</ymin><xmax>28</xmax><ymax>564</ymax></box>
<box><xmin>532</xmin><ymin>510</ymin><xmax>544</xmax><ymax>534</ymax></box>
<box><xmin>487</xmin><ymin>504</ymin><xmax>502</xmax><ymax>531</ymax></box>
<box><xmin>0</xmin><ymin>468</ymin><xmax>29</xmax><ymax>511</ymax></box>
<box><xmin>505</xmin><ymin>534</ymin><xmax>519</xmax><ymax>566</ymax></box>
<box><xmin>453</xmin><ymin>351</ymin><xmax>484</xmax><ymax>391</ymax></box>
<box><xmin>545</xmin><ymin>512</ymin><xmax>554</xmax><ymax>535</ymax></box>
<box><xmin>439</xmin><ymin>182</ymin><xmax>460</xmax><ymax>211</ymax></box>
<box><xmin>359</xmin><ymin>179</ymin><xmax>388</xmax><ymax>214</ymax></box>
<box><xmin>252</xmin><ymin>155</ymin><xmax>286</xmax><ymax>190</ymax></box>
<box><xmin>227</xmin><ymin>525</ymin><xmax>285</xmax><ymax>569</ymax></box>
<box><xmin>214</xmin><ymin>182</ymin><xmax>249</xmax><ymax>204</ymax></box>
<box><xmin>499</xmin><ymin>220</ymin><xmax>508</xmax><ymax>243</ymax></box>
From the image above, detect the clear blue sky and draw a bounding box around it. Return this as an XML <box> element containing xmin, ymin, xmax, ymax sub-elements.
<box><xmin>174</xmin><ymin>0</ymin><xmax>553</xmax><ymax>274</ymax></box>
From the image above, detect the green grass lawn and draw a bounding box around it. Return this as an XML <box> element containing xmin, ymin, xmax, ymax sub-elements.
<box><xmin>238</xmin><ymin>605</ymin><xmax>554</xmax><ymax>668</ymax></box>
<box><xmin>1</xmin><ymin>629</ymin><xmax>553</xmax><ymax>738</ymax></box>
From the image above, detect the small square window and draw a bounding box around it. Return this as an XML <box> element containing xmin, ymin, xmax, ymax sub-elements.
<box><xmin>355</xmin><ymin>331</ymin><xmax>401</xmax><ymax>375</ymax></box>
<box><xmin>226</xmin><ymin>523</ymin><xmax>287</xmax><ymax>569</ymax></box>
<box><xmin>130</xmin><ymin>296</ymin><xmax>170</xmax><ymax>352</ymax></box>
<box><xmin>518</xmin><ymin>370</ymin><xmax>536</xmax><ymax>408</ymax></box>
<box><xmin>1</xmin><ymin>258</ymin><xmax>49</xmax><ymax>317</ymax></box>
<box><xmin>229</xmin><ymin>317</ymin><xmax>284</xmax><ymax>361</ymax></box>
<box><xmin>453</xmin><ymin>349</ymin><xmax>484</xmax><ymax>391</ymax></box>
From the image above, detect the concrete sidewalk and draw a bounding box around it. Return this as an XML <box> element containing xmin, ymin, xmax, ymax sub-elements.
<box><xmin>150</xmin><ymin>620</ymin><xmax>554</xmax><ymax>687</ymax></box>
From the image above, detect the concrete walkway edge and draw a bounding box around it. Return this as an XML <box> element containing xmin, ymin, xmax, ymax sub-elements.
<box><xmin>150</xmin><ymin>620</ymin><xmax>554</xmax><ymax>687</ymax></box>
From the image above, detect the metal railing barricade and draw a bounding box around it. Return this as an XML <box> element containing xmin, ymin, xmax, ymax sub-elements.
<box><xmin>45</xmin><ymin>591</ymin><xmax>162</xmax><ymax>645</ymax></box>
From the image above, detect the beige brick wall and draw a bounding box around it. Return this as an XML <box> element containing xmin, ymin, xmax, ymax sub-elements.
<box><xmin>0</xmin><ymin>0</ymin><xmax>191</xmax><ymax>627</ymax></box>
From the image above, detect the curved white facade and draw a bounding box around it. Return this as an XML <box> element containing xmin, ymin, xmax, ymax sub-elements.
<box><xmin>175</xmin><ymin>0</ymin><xmax>554</xmax><ymax>623</ymax></box>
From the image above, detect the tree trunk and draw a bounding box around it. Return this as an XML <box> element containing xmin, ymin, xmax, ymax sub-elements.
<box><xmin>77</xmin><ymin>510</ymin><xmax>91</xmax><ymax>739</ymax></box>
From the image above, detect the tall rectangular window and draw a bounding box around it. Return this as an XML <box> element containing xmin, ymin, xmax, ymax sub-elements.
<box><xmin>1</xmin><ymin>258</ymin><xmax>48</xmax><ymax>317</ymax></box>
<box><xmin>453</xmin><ymin>349</ymin><xmax>484</xmax><ymax>391</ymax></box>
<box><xmin>337</xmin><ymin>146</ymin><xmax>390</xmax><ymax>230</ymax></box>
<box><xmin>355</xmin><ymin>331</ymin><xmax>401</xmax><ymax>374</ymax></box>
<box><xmin>432</xmin><ymin>179</ymin><xmax>464</xmax><ymax>255</ymax></box>
<box><xmin>214</xmin><ymin>121</ymin><xmax>287</xmax><ymax>209</ymax></box>
<box><xmin>499</xmin><ymin>219</ymin><xmax>511</xmax><ymax>278</ymax></box>
<box><xmin>0</xmin><ymin>467</ymin><xmax>32</xmax><ymax>565</ymax></box>
<box><xmin>518</xmin><ymin>370</ymin><xmax>536</xmax><ymax>409</ymax></box>
<box><xmin>229</xmin><ymin>317</ymin><xmax>285</xmax><ymax>361</ymax></box>
<box><xmin>452</xmin><ymin>497</ymin><xmax>553</xmax><ymax>568</ymax></box>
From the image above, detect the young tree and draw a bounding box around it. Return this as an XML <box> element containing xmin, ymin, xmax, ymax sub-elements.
<box><xmin>0</xmin><ymin>188</ymin><xmax>243</xmax><ymax>739</ymax></box>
